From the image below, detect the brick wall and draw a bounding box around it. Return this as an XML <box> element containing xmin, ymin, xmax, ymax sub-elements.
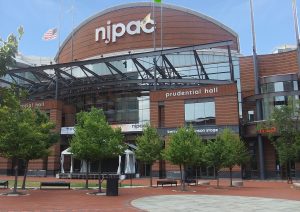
<box><xmin>58</xmin><ymin>4</ymin><xmax>239</xmax><ymax>63</ymax></box>
<box><xmin>150</xmin><ymin>84</ymin><xmax>239</xmax><ymax>177</ymax></box>
<box><xmin>240</xmin><ymin>50</ymin><xmax>298</xmax><ymax>99</ymax></box>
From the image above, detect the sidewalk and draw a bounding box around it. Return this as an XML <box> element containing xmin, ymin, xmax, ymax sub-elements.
<box><xmin>0</xmin><ymin>177</ymin><xmax>299</xmax><ymax>211</ymax></box>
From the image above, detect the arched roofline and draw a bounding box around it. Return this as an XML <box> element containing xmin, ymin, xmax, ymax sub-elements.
<box><xmin>55</xmin><ymin>2</ymin><xmax>239</xmax><ymax>60</ymax></box>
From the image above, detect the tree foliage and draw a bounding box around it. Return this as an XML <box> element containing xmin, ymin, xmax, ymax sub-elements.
<box><xmin>135</xmin><ymin>125</ymin><xmax>163</xmax><ymax>186</ymax></box>
<box><xmin>204</xmin><ymin>137</ymin><xmax>225</xmax><ymax>187</ymax></box>
<box><xmin>268</xmin><ymin>103</ymin><xmax>300</xmax><ymax>165</ymax></box>
<box><xmin>260</xmin><ymin>101</ymin><xmax>300</xmax><ymax>182</ymax></box>
<box><xmin>136</xmin><ymin>125</ymin><xmax>163</xmax><ymax>164</ymax></box>
<box><xmin>217</xmin><ymin>128</ymin><xmax>249</xmax><ymax>186</ymax></box>
<box><xmin>164</xmin><ymin>126</ymin><xmax>204</xmax><ymax>190</ymax></box>
<box><xmin>0</xmin><ymin>26</ymin><xmax>24</xmax><ymax>76</ymax></box>
<box><xmin>20</xmin><ymin>109</ymin><xmax>58</xmax><ymax>189</ymax></box>
<box><xmin>0</xmin><ymin>87</ymin><xmax>57</xmax><ymax>193</ymax></box>
<box><xmin>70</xmin><ymin>107</ymin><xmax>125</xmax><ymax>189</ymax></box>
<box><xmin>204</xmin><ymin>129</ymin><xmax>249</xmax><ymax>187</ymax></box>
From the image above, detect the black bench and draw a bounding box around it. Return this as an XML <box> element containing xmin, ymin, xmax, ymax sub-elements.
<box><xmin>157</xmin><ymin>180</ymin><xmax>177</xmax><ymax>187</ymax></box>
<box><xmin>185</xmin><ymin>179</ymin><xmax>197</xmax><ymax>185</ymax></box>
<box><xmin>40</xmin><ymin>181</ymin><xmax>70</xmax><ymax>189</ymax></box>
<box><xmin>0</xmin><ymin>180</ymin><xmax>8</xmax><ymax>189</ymax></box>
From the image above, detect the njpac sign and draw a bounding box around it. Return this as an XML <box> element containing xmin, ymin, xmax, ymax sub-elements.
<box><xmin>95</xmin><ymin>14</ymin><xmax>155</xmax><ymax>44</ymax></box>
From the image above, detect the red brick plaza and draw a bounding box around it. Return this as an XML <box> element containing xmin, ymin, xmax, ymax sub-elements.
<box><xmin>0</xmin><ymin>177</ymin><xmax>299</xmax><ymax>211</ymax></box>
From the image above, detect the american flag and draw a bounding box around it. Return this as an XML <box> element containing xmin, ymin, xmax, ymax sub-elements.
<box><xmin>42</xmin><ymin>28</ymin><xmax>57</xmax><ymax>41</ymax></box>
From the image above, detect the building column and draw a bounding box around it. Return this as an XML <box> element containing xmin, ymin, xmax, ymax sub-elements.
<box><xmin>47</xmin><ymin>108</ymin><xmax>62</xmax><ymax>176</ymax></box>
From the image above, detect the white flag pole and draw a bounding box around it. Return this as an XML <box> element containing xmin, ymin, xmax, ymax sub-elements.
<box><xmin>292</xmin><ymin>0</ymin><xmax>300</xmax><ymax>76</ymax></box>
<box><xmin>152</xmin><ymin>1</ymin><xmax>157</xmax><ymax>90</ymax></box>
<box><xmin>293</xmin><ymin>0</ymin><xmax>300</xmax><ymax>46</ymax></box>
<box><xmin>250</xmin><ymin>0</ymin><xmax>265</xmax><ymax>180</ymax></box>
<box><xmin>57</xmin><ymin>0</ymin><xmax>63</xmax><ymax>63</ymax></box>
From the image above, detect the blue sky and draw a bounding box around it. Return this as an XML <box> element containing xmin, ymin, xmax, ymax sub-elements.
<box><xmin>0</xmin><ymin>0</ymin><xmax>298</xmax><ymax>57</ymax></box>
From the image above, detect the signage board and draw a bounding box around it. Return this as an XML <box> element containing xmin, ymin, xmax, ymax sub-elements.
<box><xmin>21</xmin><ymin>101</ymin><xmax>45</xmax><ymax>108</ymax></box>
<box><xmin>95</xmin><ymin>14</ymin><xmax>155</xmax><ymax>44</ymax></box>
<box><xmin>61</xmin><ymin>123</ymin><xmax>147</xmax><ymax>135</ymax></box>
<box><xmin>157</xmin><ymin>125</ymin><xmax>239</xmax><ymax>137</ymax></box>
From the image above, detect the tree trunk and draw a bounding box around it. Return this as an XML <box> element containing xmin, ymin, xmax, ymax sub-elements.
<box><xmin>150</xmin><ymin>164</ymin><xmax>153</xmax><ymax>187</ymax></box>
<box><xmin>98</xmin><ymin>160</ymin><xmax>102</xmax><ymax>193</ymax></box>
<box><xmin>195</xmin><ymin>166</ymin><xmax>198</xmax><ymax>186</ymax></box>
<box><xmin>229</xmin><ymin>167</ymin><xmax>233</xmax><ymax>187</ymax></box>
<box><xmin>213</xmin><ymin>166</ymin><xmax>216</xmax><ymax>179</ymax></box>
<box><xmin>285</xmin><ymin>162</ymin><xmax>290</xmax><ymax>184</ymax></box>
<box><xmin>216</xmin><ymin>170</ymin><xmax>220</xmax><ymax>188</ymax></box>
<box><xmin>199</xmin><ymin>166</ymin><xmax>202</xmax><ymax>179</ymax></box>
<box><xmin>13</xmin><ymin>159</ymin><xmax>19</xmax><ymax>194</ymax></box>
<box><xmin>181</xmin><ymin>164</ymin><xmax>186</xmax><ymax>191</ymax></box>
<box><xmin>21</xmin><ymin>160</ymin><xmax>29</xmax><ymax>190</ymax></box>
<box><xmin>179</xmin><ymin>164</ymin><xmax>183</xmax><ymax>190</ymax></box>
<box><xmin>287</xmin><ymin>160</ymin><xmax>293</xmax><ymax>184</ymax></box>
<box><xmin>85</xmin><ymin>160</ymin><xmax>89</xmax><ymax>189</ymax></box>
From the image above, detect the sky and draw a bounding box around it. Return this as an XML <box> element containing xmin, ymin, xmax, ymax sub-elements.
<box><xmin>0</xmin><ymin>0</ymin><xmax>299</xmax><ymax>57</ymax></box>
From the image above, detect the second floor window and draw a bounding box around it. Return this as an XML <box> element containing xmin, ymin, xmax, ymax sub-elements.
<box><xmin>185</xmin><ymin>98</ymin><xmax>216</xmax><ymax>126</ymax></box>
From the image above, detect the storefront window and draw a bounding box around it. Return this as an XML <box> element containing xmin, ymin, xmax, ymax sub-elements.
<box><xmin>248</xmin><ymin>110</ymin><xmax>254</xmax><ymax>122</ymax></box>
<box><xmin>274</xmin><ymin>96</ymin><xmax>288</xmax><ymax>108</ymax></box>
<box><xmin>261</xmin><ymin>80</ymin><xmax>298</xmax><ymax>94</ymax></box>
<box><xmin>185</xmin><ymin>99</ymin><xmax>215</xmax><ymax>126</ymax></box>
<box><xmin>261</xmin><ymin>80</ymin><xmax>299</xmax><ymax>119</ymax></box>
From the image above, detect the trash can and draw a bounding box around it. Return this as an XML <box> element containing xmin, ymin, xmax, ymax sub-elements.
<box><xmin>106</xmin><ymin>175</ymin><xmax>119</xmax><ymax>196</ymax></box>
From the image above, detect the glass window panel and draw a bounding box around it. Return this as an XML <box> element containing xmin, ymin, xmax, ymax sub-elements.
<box><xmin>294</xmin><ymin>81</ymin><xmax>298</xmax><ymax>91</ymax></box>
<box><xmin>139</xmin><ymin>109</ymin><xmax>150</xmax><ymax>123</ymax></box>
<box><xmin>234</xmin><ymin>65</ymin><xmax>240</xmax><ymax>79</ymax></box>
<box><xmin>194</xmin><ymin>102</ymin><xmax>205</xmax><ymax>120</ymax></box>
<box><xmin>267</xmin><ymin>83</ymin><xmax>275</xmax><ymax>93</ymax></box>
<box><xmin>185</xmin><ymin>99</ymin><xmax>215</xmax><ymax>125</ymax></box>
<box><xmin>283</xmin><ymin>81</ymin><xmax>293</xmax><ymax>91</ymax></box>
<box><xmin>274</xmin><ymin>82</ymin><xmax>284</xmax><ymax>92</ymax></box>
<box><xmin>185</xmin><ymin>103</ymin><xmax>195</xmax><ymax>121</ymax></box>
<box><xmin>205</xmin><ymin>102</ymin><xmax>215</xmax><ymax>118</ymax></box>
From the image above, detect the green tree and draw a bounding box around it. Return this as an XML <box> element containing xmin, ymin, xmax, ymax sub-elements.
<box><xmin>135</xmin><ymin>125</ymin><xmax>163</xmax><ymax>187</ymax></box>
<box><xmin>164</xmin><ymin>126</ymin><xmax>203</xmax><ymax>191</ymax></box>
<box><xmin>0</xmin><ymin>88</ymin><xmax>57</xmax><ymax>194</ymax></box>
<box><xmin>218</xmin><ymin>128</ymin><xmax>249</xmax><ymax>187</ymax></box>
<box><xmin>70</xmin><ymin>107</ymin><xmax>125</xmax><ymax>190</ymax></box>
<box><xmin>20</xmin><ymin>109</ymin><xmax>58</xmax><ymax>190</ymax></box>
<box><xmin>0</xmin><ymin>26</ymin><xmax>24</xmax><ymax>76</ymax></box>
<box><xmin>204</xmin><ymin>138</ymin><xmax>224</xmax><ymax>187</ymax></box>
<box><xmin>0</xmin><ymin>87</ymin><xmax>23</xmax><ymax>194</ymax></box>
<box><xmin>265</xmin><ymin>102</ymin><xmax>300</xmax><ymax>181</ymax></box>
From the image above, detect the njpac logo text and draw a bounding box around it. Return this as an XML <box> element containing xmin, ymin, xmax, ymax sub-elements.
<box><xmin>95</xmin><ymin>16</ymin><xmax>155</xmax><ymax>44</ymax></box>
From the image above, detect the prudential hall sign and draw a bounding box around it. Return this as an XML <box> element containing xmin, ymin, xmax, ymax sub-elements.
<box><xmin>95</xmin><ymin>14</ymin><xmax>155</xmax><ymax>44</ymax></box>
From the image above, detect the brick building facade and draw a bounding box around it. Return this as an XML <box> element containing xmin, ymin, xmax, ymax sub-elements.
<box><xmin>1</xmin><ymin>2</ymin><xmax>300</xmax><ymax>179</ymax></box>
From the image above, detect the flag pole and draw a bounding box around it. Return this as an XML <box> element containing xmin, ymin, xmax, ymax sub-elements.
<box><xmin>152</xmin><ymin>1</ymin><xmax>157</xmax><ymax>90</ymax></box>
<box><xmin>292</xmin><ymin>0</ymin><xmax>300</xmax><ymax>76</ymax></box>
<box><xmin>71</xmin><ymin>0</ymin><xmax>75</xmax><ymax>63</ymax></box>
<box><xmin>160</xmin><ymin>1</ymin><xmax>163</xmax><ymax>50</ymax></box>
<box><xmin>57</xmin><ymin>0</ymin><xmax>63</xmax><ymax>63</ymax></box>
<box><xmin>250</xmin><ymin>0</ymin><xmax>265</xmax><ymax>180</ymax></box>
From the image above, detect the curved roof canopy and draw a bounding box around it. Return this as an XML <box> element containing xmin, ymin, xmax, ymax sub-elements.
<box><xmin>1</xmin><ymin>41</ymin><xmax>236</xmax><ymax>100</ymax></box>
<box><xmin>56</xmin><ymin>2</ymin><xmax>239</xmax><ymax>62</ymax></box>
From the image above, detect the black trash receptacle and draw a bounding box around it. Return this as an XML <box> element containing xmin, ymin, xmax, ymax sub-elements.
<box><xmin>106</xmin><ymin>177</ymin><xmax>119</xmax><ymax>196</ymax></box>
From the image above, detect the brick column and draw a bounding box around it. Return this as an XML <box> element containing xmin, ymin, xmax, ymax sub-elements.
<box><xmin>47</xmin><ymin>108</ymin><xmax>62</xmax><ymax>175</ymax></box>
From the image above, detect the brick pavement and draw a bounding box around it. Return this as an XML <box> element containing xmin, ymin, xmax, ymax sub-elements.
<box><xmin>0</xmin><ymin>177</ymin><xmax>299</xmax><ymax>211</ymax></box>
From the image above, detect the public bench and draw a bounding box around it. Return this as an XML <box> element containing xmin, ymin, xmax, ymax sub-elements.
<box><xmin>0</xmin><ymin>180</ymin><xmax>8</xmax><ymax>189</ymax></box>
<box><xmin>232</xmin><ymin>181</ymin><xmax>243</xmax><ymax>187</ymax></box>
<box><xmin>157</xmin><ymin>180</ymin><xmax>177</xmax><ymax>187</ymax></box>
<box><xmin>184</xmin><ymin>179</ymin><xmax>197</xmax><ymax>185</ymax></box>
<box><xmin>40</xmin><ymin>181</ymin><xmax>70</xmax><ymax>189</ymax></box>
